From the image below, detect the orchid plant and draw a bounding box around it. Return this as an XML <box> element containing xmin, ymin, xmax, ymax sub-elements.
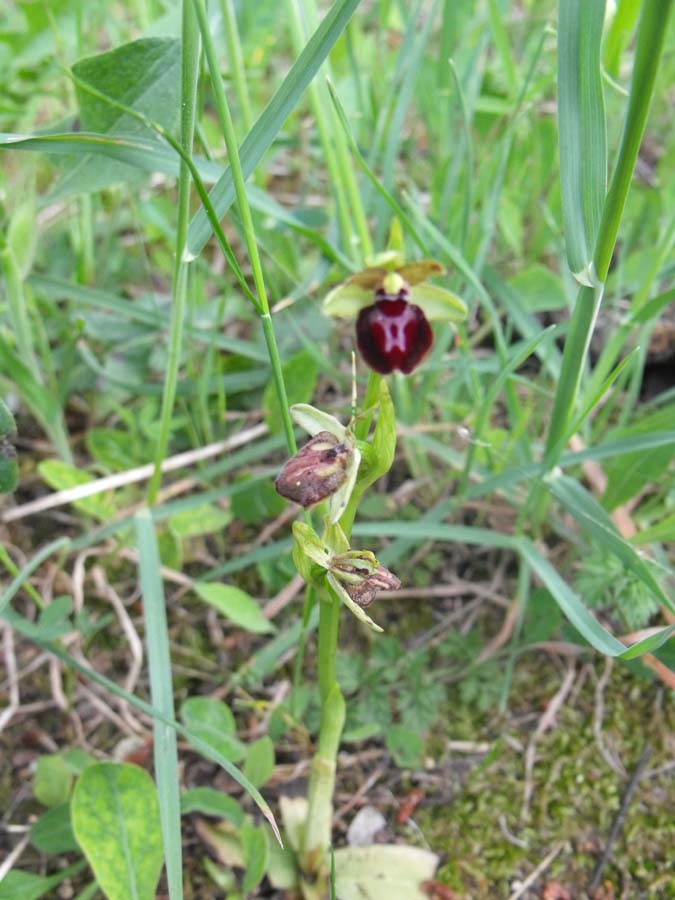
<box><xmin>269</xmin><ymin>234</ymin><xmax>468</xmax><ymax>898</ymax></box>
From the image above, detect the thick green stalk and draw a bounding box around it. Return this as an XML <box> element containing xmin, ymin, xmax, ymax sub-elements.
<box><xmin>301</xmin><ymin>685</ymin><xmax>346</xmax><ymax>882</ymax></box>
<box><xmin>193</xmin><ymin>0</ymin><xmax>297</xmax><ymax>455</ymax></box>
<box><xmin>147</xmin><ymin>2</ymin><xmax>200</xmax><ymax>504</ymax></box>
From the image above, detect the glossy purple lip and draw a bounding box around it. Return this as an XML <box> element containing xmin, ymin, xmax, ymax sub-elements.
<box><xmin>356</xmin><ymin>296</ymin><xmax>433</xmax><ymax>375</ymax></box>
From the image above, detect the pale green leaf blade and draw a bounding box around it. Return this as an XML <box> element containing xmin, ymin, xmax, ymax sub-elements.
<box><xmin>180</xmin><ymin>697</ymin><xmax>246</xmax><ymax>763</ymax></box>
<box><xmin>558</xmin><ymin>0</ymin><xmax>607</xmax><ymax>279</ymax></box>
<box><xmin>71</xmin><ymin>762</ymin><xmax>164</xmax><ymax>900</ymax></box>
<box><xmin>56</xmin><ymin>38</ymin><xmax>181</xmax><ymax>196</ymax></box>
<box><xmin>243</xmin><ymin>737</ymin><xmax>276</xmax><ymax>789</ymax></box>
<box><xmin>193</xmin><ymin>582</ymin><xmax>275</xmax><ymax>635</ymax></box>
<box><xmin>334</xmin><ymin>845</ymin><xmax>438</xmax><ymax>900</ymax></box>
<box><xmin>134</xmin><ymin>509</ymin><xmax>183</xmax><ymax>900</ymax></box>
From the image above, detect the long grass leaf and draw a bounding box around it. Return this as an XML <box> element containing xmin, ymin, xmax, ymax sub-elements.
<box><xmin>5</xmin><ymin>616</ymin><xmax>281</xmax><ymax>843</ymax></box>
<box><xmin>353</xmin><ymin>521</ymin><xmax>672</xmax><ymax>659</ymax></box>
<box><xmin>557</xmin><ymin>0</ymin><xmax>607</xmax><ymax>281</ymax></box>
<box><xmin>187</xmin><ymin>0</ymin><xmax>362</xmax><ymax>256</ymax></box>
<box><xmin>135</xmin><ymin>510</ymin><xmax>183</xmax><ymax>899</ymax></box>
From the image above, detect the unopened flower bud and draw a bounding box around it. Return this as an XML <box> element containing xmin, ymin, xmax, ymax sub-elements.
<box><xmin>275</xmin><ymin>431</ymin><xmax>352</xmax><ymax>508</ymax></box>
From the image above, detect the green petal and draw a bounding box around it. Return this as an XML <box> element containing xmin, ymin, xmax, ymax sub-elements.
<box><xmin>290</xmin><ymin>404</ymin><xmax>346</xmax><ymax>439</ymax></box>
<box><xmin>327</xmin><ymin>573</ymin><xmax>384</xmax><ymax>633</ymax></box>
<box><xmin>409</xmin><ymin>283</ymin><xmax>468</xmax><ymax>322</ymax></box>
<box><xmin>323</xmin><ymin>282</ymin><xmax>374</xmax><ymax>317</ymax></box>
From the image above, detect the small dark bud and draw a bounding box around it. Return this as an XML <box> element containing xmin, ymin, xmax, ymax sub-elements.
<box><xmin>343</xmin><ymin>565</ymin><xmax>401</xmax><ymax>608</ymax></box>
<box><xmin>275</xmin><ymin>431</ymin><xmax>351</xmax><ymax>507</ymax></box>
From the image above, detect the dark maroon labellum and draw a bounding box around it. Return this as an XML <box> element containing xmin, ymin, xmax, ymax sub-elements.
<box><xmin>274</xmin><ymin>431</ymin><xmax>351</xmax><ymax>507</ymax></box>
<box><xmin>356</xmin><ymin>294</ymin><xmax>433</xmax><ymax>375</ymax></box>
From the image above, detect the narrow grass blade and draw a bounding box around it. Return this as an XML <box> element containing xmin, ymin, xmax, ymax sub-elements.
<box><xmin>135</xmin><ymin>510</ymin><xmax>183</xmax><ymax>899</ymax></box>
<box><xmin>593</xmin><ymin>0</ymin><xmax>674</xmax><ymax>282</ymax></box>
<box><xmin>546</xmin><ymin>474</ymin><xmax>673</xmax><ymax>613</ymax></box>
<box><xmin>557</xmin><ymin>0</ymin><xmax>607</xmax><ymax>281</ymax></box>
<box><xmin>147</xmin><ymin>0</ymin><xmax>200</xmax><ymax>504</ymax></box>
<box><xmin>187</xmin><ymin>0</ymin><xmax>362</xmax><ymax>256</ymax></box>
<box><xmin>353</xmin><ymin>521</ymin><xmax>672</xmax><ymax>660</ymax></box>
<box><xmin>0</xmin><ymin>537</ymin><xmax>70</xmax><ymax>615</ymax></box>
<box><xmin>7</xmin><ymin>617</ymin><xmax>281</xmax><ymax>844</ymax></box>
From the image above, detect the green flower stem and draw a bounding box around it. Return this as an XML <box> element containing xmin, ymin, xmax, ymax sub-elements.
<box><xmin>193</xmin><ymin>0</ymin><xmax>297</xmax><ymax>456</ymax></box>
<box><xmin>301</xmin><ymin>368</ymin><xmax>383</xmax><ymax>881</ymax></box>
<box><xmin>147</xmin><ymin>0</ymin><xmax>200</xmax><ymax>505</ymax></box>
<box><xmin>301</xmin><ymin>684</ymin><xmax>346</xmax><ymax>877</ymax></box>
<box><xmin>317</xmin><ymin>592</ymin><xmax>341</xmax><ymax>704</ymax></box>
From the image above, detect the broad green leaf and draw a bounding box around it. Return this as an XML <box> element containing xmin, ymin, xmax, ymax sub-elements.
<box><xmin>58</xmin><ymin>38</ymin><xmax>181</xmax><ymax>197</ymax></box>
<box><xmin>243</xmin><ymin>737</ymin><xmax>275</xmax><ymax>789</ymax></box>
<box><xmin>193</xmin><ymin>582</ymin><xmax>275</xmax><ymax>635</ymax></box>
<box><xmin>0</xmin><ymin>337</ymin><xmax>61</xmax><ymax>440</ymax></box>
<box><xmin>168</xmin><ymin>502</ymin><xmax>232</xmax><ymax>538</ymax></box>
<box><xmin>333</xmin><ymin>845</ymin><xmax>438</xmax><ymax>900</ymax></box>
<box><xmin>187</xmin><ymin>0</ymin><xmax>362</xmax><ymax>255</ymax></box>
<box><xmin>385</xmin><ymin>725</ymin><xmax>424</xmax><ymax>768</ymax></box>
<box><xmin>30</xmin><ymin>803</ymin><xmax>79</xmax><ymax>854</ymax></box>
<box><xmin>231</xmin><ymin>475</ymin><xmax>286</xmax><ymax>525</ymax></box>
<box><xmin>602</xmin><ymin>405</ymin><xmax>675</xmax><ymax>509</ymax></box>
<box><xmin>508</xmin><ymin>264</ymin><xmax>568</xmax><ymax>313</ymax></box>
<box><xmin>33</xmin><ymin>754</ymin><xmax>73</xmax><ymax>808</ymax></box>
<box><xmin>241</xmin><ymin>820</ymin><xmax>269</xmax><ymax>893</ymax></box>
<box><xmin>2</xmin><ymin>595</ymin><xmax>73</xmax><ymax>641</ymax></box>
<box><xmin>0</xmin><ymin>397</ymin><xmax>16</xmax><ymax>438</ymax></box>
<box><xmin>86</xmin><ymin>427</ymin><xmax>136</xmax><ymax>471</ymax></box>
<box><xmin>264</xmin><ymin>826</ymin><xmax>298</xmax><ymax>890</ymax></box>
<box><xmin>557</xmin><ymin>0</ymin><xmax>607</xmax><ymax>279</ymax></box>
<box><xmin>71</xmin><ymin>763</ymin><xmax>164</xmax><ymax>900</ymax></box>
<box><xmin>38</xmin><ymin>459</ymin><xmax>116</xmax><ymax>520</ymax></box>
<box><xmin>0</xmin><ymin>864</ymin><xmax>85</xmax><ymax>900</ymax></box>
<box><xmin>180</xmin><ymin>787</ymin><xmax>244</xmax><ymax>825</ymax></box>
<box><xmin>0</xmin><ymin>439</ymin><xmax>18</xmax><ymax>493</ymax></box>
<box><xmin>180</xmin><ymin>696</ymin><xmax>246</xmax><ymax>763</ymax></box>
<box><xmin>263</xmin><ymin>351</ymin><xmax>319</xmax><ymax>435</ymax></box>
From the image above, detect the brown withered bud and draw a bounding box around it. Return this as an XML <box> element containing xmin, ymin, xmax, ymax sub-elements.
<box><xmin>343</xmin><ymin>565</ymin><xmax>401</xmax><ymax>608</ymax></box>
<box><xmin>274</xmin><ymin>431</ymin><xmax>351</xmax><ymax>507</ymax></box>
